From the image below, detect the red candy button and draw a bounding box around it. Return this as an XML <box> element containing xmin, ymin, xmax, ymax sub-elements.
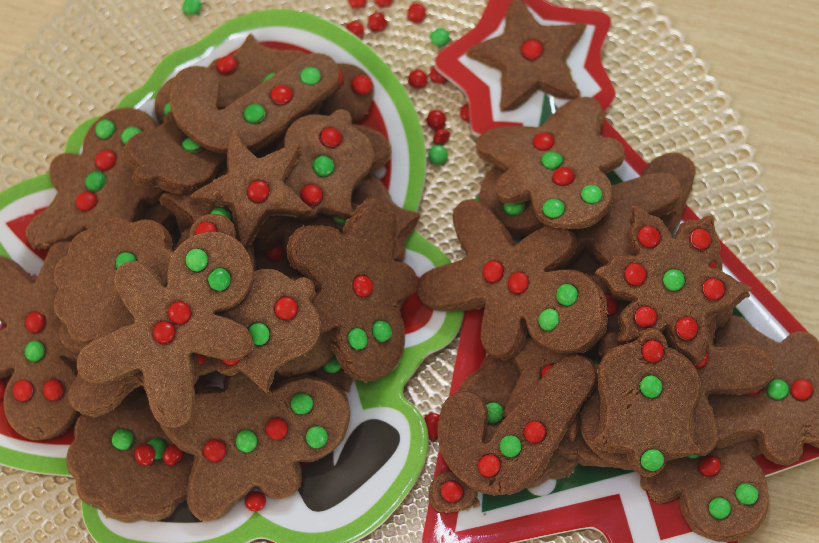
<box><xmin>532</xmin><ymin>132</ymin><xmax>554</xmax><ymax>150</ymax></box>
<box><xmin>552</xmin><ymin>167</ymin><xmax>575</xmax><ymax>186</ymax></box>
<box><xmin>215</xmin><ymin>55</ymin><xmax>238</xmax><ymax>75</ymax></box>
<box><xmin>424</xmin><ymin>412</ymin><xmax>440</xmax><ymax>440</ymax></box>
<box><xmin>270</xmin><ymin>85</ymin><xmax>293</xmax><ymax>105</ymax></box>
<box><xmin>134</xmin><ymin>444</ymin><xmax>155</xmax><ymax>466</ymax></box>
<box><xmin>12</xmin><ymin>380</ymin><xmax>33</xmax><ymax>402</ymax></box>
<box><xmin>433</xmin><ymin>128</ymin><xmax>450</xmax><ymax>145</ymax></box>
<box><xmin>605</xmin><ymin>295</ymin><xmax>619</xmax><ymax>316</ymax></box>
<box><xmin>634</xmin><ymin>306</ymin><xmax>657</xmax><ymax>328</ymax></box>
<box><xmin>710</xmin><ymin>261</ymin><xmax>717</xmax><ymax>268</ymax></box>
<box><xmin>349</xmin><ymin>0</ymin><xmax>365</xmax><ymax>7</ymax></box>
<box><xmin>460</xmin><ymin>104</ymin><xmax>470</xmax><ymax>122</ymax></box>
<box><xmin>301</xmin><ymin>184</ymin><xmax>323</xmax><ymax>206</ymax></box>
<box><xmin>792</xmin><ymin>379</ymin><xmax>813</xmax><ymax>401</ymax></box>
<box><xmin>482</xmin><ymin>260</ymin><xmax>504</xmax><ymax>283</ymax></box>
<box><xmin>75</xmin><ymin>191</ymin><xmax>97</xmax><ymax>212</ymax></box>
<box><xmin>247</xmin><ymin>180</ymin><xmax>270</xmax><ymax>203</ymax></box>
<box><xmin>338</xmin><ymin>70</ymin><xmax>344</xmax><ymax>87</ymax></box>
<box><xmin>275</xmin><ymin>297</ymin><xmax>298</xmax><ymax>320</ymax></box>
<box><xmin>352</xmin><ymin>74</ymin><xmax>373</xmax><ymax>95</ymax></box>
<box><xmin>624</xmin><ymin>263</ymin><xmax>647</xmax><ymax>286</ymax></box>
<box><xmin>152</xmin><ymin>321</ymin><xmax>175</xmax><ymax>344</ymax></box>
<box><xmin>690</xmin><ymin>228</ymin><xmax>711</xmax><ymax>250</ymax></box>
<box><xmin>168</xmin><ymin>302</ymin><xmax>191</xmax><ymax>325</ymax></box>
<box><xmin>163</xmin><ymin>444</ymin><xmax>184</xmax><ymax>466</ymax></box>
<box><xmin>408</xmin><ymin>69</ymin><xmax>427</xmax><ymax>88</ymax></box>
<box><xmin>353</xmin><ymin>275</ymin><xmax>373</xmax><ymax>297</ymax></box>
<box><xmin>520</xmin><ymin>39</ymin><xmax>543</xmax><ymax>60</ymax></box>
<box><xmin>427</xmin><ymin>110</ymin><xmax>446</xmax><ymax>130</ymax></box>
<box><xmin>320</xmin><ymin>127</ymin><xmax>343</xmax><ymax>148</ymax></box>
<box><xmin>195</xmin><ymin>221</ymin><xmax>217</xmax><ymax>235</ymax></box>
<box><xmin>524</xmin><ymin>421</ymin><xmax>546</xmax><ymax>443</ymax></box>
<box><xmin>266</xmin><ymin>245</ymin><xmax>284</xmax><ymax>262</ymax></box>
<box><xmin>478</xmin><ymin>454</ymin><xmax>500</xmax><ymax>477</ymax></box>
<box><xmin>245</xmin><ymin>491</ymin><xmax>267</xmax><ymax>512</ymax></box>
<box><xmin>638</xmin><ymin>226</ymin><xmax>661</xmax><ymax>248</ymax></box>
<box><xmin>695</xmin><ymin>352</ymin><xmax>709</xmax><ymax>369</ymax></box>
<box><xmin>368</xmin><ymin>12</ymin><xmax>388</xmax><ymax>32</ymax></box>
<box><xmin>641</xmin><ymin>340</ymin><xmax>664</xmax><ymax>363</ymax></box>
<box><xmin>540</xmin><ymin>364</ymin><xmax>553</xmax><ymax>377</ymax></box>
<box><xmin>95</xmin><ymin>150</ymin><xmax>117</xmax><ymax>170</ymax></box>
<box><xmin>429</xmin><ymin>66</ymin><xmax>446</xmax><ymax>83</ymax></box>
<box><xmin>702</xmin><ymin>278</ymin><xmax>725</xmax><ymax>300</ymax></box>
<box><xmin>222</xmin><ymin>358</ymin><xmax>240</xmax><ymax>366</ymax></box>
<box><xmin>676</xmin><ymin>317</ymin><xmax>698</xmax><ymax>340</ymax></box>
<box><xmin>24</xmin><ymin>311</ymin><xmax>45</xmax><ymax>333</ymax></box>
<box><xmin>441</xmin><ymin>480</ymin><xmax>464</xmax><ymax>503</ymax></box>
<box><xmin>42</xmin><ymin>380</ymin><xmax>64</xmax><ymax>401</ymax></box>
<box><xmin>196</xmin><ymin>354</ymin><xmax>207</xmax><ymax>364</ymax></box>
<box><xmin>507</xmin><ymin>272</ymin><xmax>529</xmax><ymax>294</ymax></box>
<box><xmin>204</xmin><ymin>440</ymin><xmax>226</xmax><ymax>462</ymax></box>
<box><xmin>266</xmin><ymin>418</ymin><xmax>288</xmax><ymax>440</ymax></box>
<box><xmin>346</xmin><ymin>20</ymin><xmax>365</xmax><ymax>38</ymax></box>
<box><xmin>698</xmin><ymin>456</ymin><xmax>721</xmax><ymax>477</ymax></box>
<box><xmin>407</xmin><ymin>2</ymin><xmax>426</xmax><ymax>22</ymax></box>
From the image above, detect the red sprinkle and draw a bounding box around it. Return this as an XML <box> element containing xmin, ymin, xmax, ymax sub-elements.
<box><xmin>134</xmin><ymin>444</ymin><xmax>155</xmax><ymax>466</ymax></box>
<box><xmin>352</xmin><ymin>74</ymin><xmax>373</xmax><ymax>95</ymax></box>
<box><xmin>440</xmin><ymin>480</ymin><xmax>464</xmax><ymax>503</ymax></box>
<box><xmin>634</xmin><ymin>306</ymin><xmax>657</xmax><ymax>328</ymax></box>
<box><xmin>12</xmin><ymin>380</ymin><xmax>32</xmax><ymax>402</ymax></box>
<box><xmin>245</xmin><ymin>491</ymin><xmax>267</xmax><ymax>512</ymax></box>
<box><xmin>605</xmin><ymin>295</ymin><xmax>619</xmax><ymax>316</ymax></box>
<box><xmin>346</xmin><ymin>20</ymin><xmax>365</xmax><ymax>38</ymax></box>
<box><xmin>408</xmin><ymin>69</ymin><xmax>428</xmax><ymax>88</ymax></box>
<box><xmin>266</xmin><ymin>418</ymin><xmax>289</xmax><ymax>440</ymax></box>
<box><xmin>676</xmin><ymin>317</ymin><xmax>698</xmax><ymax>340</ymax></box>
<box><xmin>168</xmin><ymin>301</ymin><xmax>191</xmax><ymax>325</ymax></box>
<box><xmin>540</xmin><ymin>364</ymin><xmax>553</xmax><ymax>377</ymax></box>
<box><xmin>247</xmin><ymin>180</ymin><xmax>270</xmax><ymax>203</ymax></box>
<box><xmin>301</xmin><ymin>184</ymin><xmax>323</xmax><ymax>206</ymax></box>
<box><xmin>75</xmin><ymin>191</ymin><xmax>98</xmax><ymax>212</ymax></box>
<box><xmin>374</xmin><ymin>0</ymin><xmax>392</xmax><ymax>7</ymax></box>
<box><xmin>42</xmin><ymin>379</ymin><xmax>64</xmax><ymax>401</ymax></box>
<box><xmin>95</xmin><ymin>150</ymin><xmax>117</xmax><ymax>171</ymax></box>
<box><xmin>698</xmin><ymin>456</ymin><xmax>721</xmax><ymax>477</ymax></box>
<box><xmin>353</xmin><ymin>275</ymin><xmax>374</xmax><ymax>297</ymax></box>
<box><xmin>690</xmin><ymin>228</ymin><xmax>711</xmax><ymax>250</ymax></box>
<box><xmin>266</xmin><ymin>245</ymin><xmax>284</xmax><ymax>263</ymax></box>
<box><xmin>429</xmin><ymin>66</ymin><xmax>447</xmax><ymax>83</ymax></box>
<box><xmin>24</xmin><ymin>311</ymin><xmax>46</xmax><ymax>333</ymax></box>
<box><xmin>270</xmin><ymin>85</ymin><xmax>293</xmax><ymax>105</ymax></box>
<box><xmin>482</xmin><ymin>260</ymin><xmax>503</xmax><ymax>283</ymax></box>
<box><xmin>368</xmin><ymin>12</ymin><xmax>388</xmax><ymax>32</ymax></box>
<box><xmin>163</xmin><ymin>444</ymin><xmax>184</xmax><ymax>466</ymax></box>
<box><xmin>203</xmin><ymin>440</ymin><xmax>226</xmax><ymax>462</ymax></box>
<box><xmin>507</xmin><ymin>272</ymin><xmax>529</xmax><ymax>294</ymax></box>
<box><xmin>424</xmin><ymin>412</ymin><xmax>440</xmax><ymax>440</ymax></box>
<box><xmin>152</xmin><ymin>321</ymin><xmax>175</xmax><ymax>344</ymax></box>
<box><xmin>427</xmin><ymin>110</ymin><xmax>446</xmax><ymax>130</ymax></box>
<box><xmin>702</xmin><ymin>278</ymin><xmax>725</xmax><ymax>300</ymax></box>
<box><xmin>624</xmin><ymin>263</ymin><xmax>647</xmax><ymax>286</ymax></box>
<box><xmin>274</xmin><ymin>297</ymin><xmax>298</xmax><ymax>320</ymax></box>
<box><xmin>524</xmin><ymin>421</ymin><xmax>546</xmax><ymax>443</ymax></box>
<box><xmin>478</xmin><ymin>454</ymin><xmax>500</xmax><ymax>477</ymax></box>
<box><xmin>215</xmin><ymin>55</ymin><xmax>238</xmax><ymax>75</ymax></box>
<box><xmin>638</xmin><ymin>226</ymin><xmax>661</xmax><ymax>248</ymax></box>
<box><xmin>532</xmin><ymin>132</ymin><xmax>555</xmax><ymax>151</ymax></box>
<box><xmin>349</xmin><ymin>0</ymin><xmax>366</xmax><ymax>7</ymax></box>
<box><xmin>520</xmin><ymin>39</ymin><xmax>543</xmax><ymax>60</ymax></box>
<box><xmin>433</xmin><ymin>129</ymin><xmax>450</xmax><ymax>145</ymax></box>
<box><xmin>792</xmin><ymin>379</ymin><xmax>813</xmax><ymax>401</ymax></box>
<box><xmin>695</xmin><ymin>352</ymin><xmax>709</xmax><ymax>369</ymax></box>
<box><xmin>459</xmin><ymin>104</ymin><xmax>470</xmax><ymax>122</ymax></box>
<box><xmin>407</xmin><ymin>2</ymin><xmax>426</xmax><ymax>22</ymax></box>
<box><xmin>195</xmin><ymin>221</ymin><xmax>217</xmax><ymax>235</ymax></box>
<box><xmin>641</xmin><ymin>340</ymin><xmax>664</xmax><ymax>363</ymax></box>
<box><xmin>552</xmin><ymin>167</ymin><xmax>574</xmax><ymax>186</ymax></box>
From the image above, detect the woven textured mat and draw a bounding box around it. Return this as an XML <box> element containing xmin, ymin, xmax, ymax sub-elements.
<box><xmin>0</xmin><ymin>0</ymin><xmax>778</xmax><ymax>542</ymax></box>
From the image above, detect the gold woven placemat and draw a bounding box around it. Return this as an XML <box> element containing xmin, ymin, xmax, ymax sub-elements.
<box><xmin>0</xmin><ymin>0</ymin><xmax>778</xmax><ymax>542</ymax></box>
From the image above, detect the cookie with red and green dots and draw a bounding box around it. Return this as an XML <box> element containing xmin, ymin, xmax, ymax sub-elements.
<box><xmin>476</xmin><ymin>98</ymin><xmax>624</xmax><ymax>229</ymax></box>
<box><xmin>26</xmin><ymin>108</ymin><xmax>161</xmax><ymax>249</ymax></box>
<box><xmin>217</xmin><ymin>269</ymin><xmax>320</xmax><ymax>389</ymax></box>
<box><xmin>171</xmin><ymin>53</ymin><xmax>339</xmax><ymax>153</ymax></box>
<box><xmin>54</xmin><ymin>218</ymin><xmax>173</xmax><ymax>346</ymax></box>
<box><xmin>126</xmin><ymin>113</ymin><xmax>225</xmax><ymax>195</ymax></box>
<box><xmin>479</xmin><ymin>167</ymin><xmax>541</xmax><ymax>237</ymax></box>
<box><xmin>354</xmin><ymin>126</ymin><xmax>391</xmax><ymax>172</ymax></box>
<box><xmin>176</xmin><ymin>213</ymin><xmax>239</xmax><ymax>246</ymax></box>
<box><xmin>67</xmin><ymin>392</ymin><xmax>193</xmax><ymax>522</ymax></box>
<box><xmin>283</xmin><ymin>110</ymin><xmax>375</xmax><ymax>219</ymax></box>
<box><xmin>438</xmin><ymin>354</ymin><xmax>594</xmax><ymax>495</ymax></box>
<box><xmin>503</xmin><ymin>338</ymin><xmax>582</xmax><ymax>415</ymax></box>
<box><xmin>641</xmin><ymin>442</ymin><xmax>768</xmax><ymax>541</ymax></box>
<box><xmin>429</xmin><ymin>470</ymin><xmax>479</xmax><ymax>513</ymax></box>
<box><xmin>162</xmin><ymin>375</ymin><xmax>349</xmax><ymax>521</ymax></box>
<box><xmin>190</xmin><ymin>134</ymin><xmax>310</xmax><ymax>245</ymax></box>
<box><xmin>466</xmin><ymin>0</ymin><xmax>585</xmax><ymax>110</ymax></box>
<box><xmin>287</xmin><ymin>200</ymin><xmax>417</xmax><ymax>382</ymax></box>
<box><xmin>711</xmin><ymin>316</ymin><xmax>819</xmax><ymax>465</ymax></box>
<box><xmin>77</xmin><ymin>231</ymin><xmax>254</xmax><ymax>428</ymax></box>
<box><xmin>417</xmin><ymin>200</ymin><xmax>607</xmax><ymax>360</ymax></box>
<box><xmin>596</xmin><ymin>208</ymin><xmax>749</xmax><ymax>363</ymax></box>
<box><xmin>159</xmin><ymin>191</ymin><xmax>232</xmax><ymax>233</ymax></box>
<box><xmin>352</xmin><ymin>175</ymin><xmax>419</xmax><ymax>261</ymax></box>
<box><xmin>642</xmin><ymin>152</ymin><xmax>697</xmax><ymax>230</ymax></box>
<box><xmin>0</xmin><ymin>243</ymin><xmax>78</xmax><ymax>440</ymax></box>
<box><xmin>320</xmin><ymin>64</ymin><xmax>375</xmax><ymax>122</ymax></box>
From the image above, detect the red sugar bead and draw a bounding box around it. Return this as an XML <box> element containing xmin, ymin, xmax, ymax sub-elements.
<box><xmin>368</xmin><ymin>12</ymin><xmax>387</xmax><ymax>32</ymax></box>
<box><xmin>441</xmin><ymin>480</ymin><xmax>464</xmax><ymax>503</ymax></box>
<box><xmin>12</xmin><ymin>380</ymin><xmax>32</xmax><ymax>402</ymax></box>
<box><xmin>641</xmin><ymin>340</ymin><xmax>664</xmax><ymax>363</ymax></box>
<box><xmin>349</xmin><ymin>0</ymin><xmax>366</xmax><ymax>7</ymax></box>
<box><xmin>524</xmin><ymin>421</ymin><xmax>546</xmax><ymax>443</ymax></box>
<box><xmin>270</xmin><ymin>85</ymin><xmax>293</xmax><ymax>105</ymax></box>
<box><xmin>346</xmin><ymin>20</ymin><xmax>365</xmax><ymax>38</ymax></box>
<box><xmin>215</xmin><ymin>55</ymin><xmax>238</xmax><ymax>75</ymax></box>
<box><xmin>266</xmin><ymin>418</ymin><xmax>289</xmax><ymax>440</ymax></box>
<box><xmin>690</xmin><ymin>228</ymin><xmax>711</xmax><ymax>250</ymax></box>
<box><xmin>429</xmin><ymin>66</ymin><xmax>446</xmax><ymax>83</ymax></box>
<box><xmin>702</xmin><ymin>278</ymin><xmax>725</xmax><ymax>300</ymax></box>
<box><xmin>459</xmin><ymin>104</ymin><xmax>470</xmax><ymax>122</ymax></box>
<box><xmin>624</xmin><ymin>263</ymin><xmax>647</xmax><ymax>286</ymax></box>
<box><xmin>427</xmin><ymin>110</ymin><xmax>446</xmax><ymax>130</ymax></box>
<box><xmin>274</xmin><ymin>297</ymin><xmax>298</xmax><ymax>320</ymax></box>
<box><xmin>352</xmin><ymin>74</ymin><xmax>373</xmax><ymax>95</ymax></box>
<box><xmin>195</xmin><ymin>221</ymin><xmax>217</xmax><ymax>235</ymax></box>
<box><xmin>320</xmin><ymin>127</ymin><xmax>343</xmax><ymax>148</ymax></box>
<box><xmin>301</xmin><ymin>184</ymin><xmax>323</xmax><ymax>206</ymax></box>
<box><xmin>634</xmin><ymin>306</ymin><xmax>657</xmax><ymax>328</ymax></box>
<box><xmin>698</xmin><ymin>456</ymin><xmax>721</xmax><ymax>477</ymax></box>
<box><xmin>695</xmin><ymin>352</ymin><xmax>709</xmax><ymax>369</ymax></box>
<box><xmin>433</xmin><ymin>128</ymin><xmax>450</xmax><ymax>145</ymax></box>
<box><xmin>407</xmin><ymin>2</ymin><xmax>426</xmax><ymax>23</ymax></box>
<box><xmin>222</xmin><ymin>359</ymin><xmax>238</xmax><ymax>366</ymax></box>
<box><xmin>266</xmin><ymin>245</ymin><xmax>284</xmax><ymax>263</ymax></box>
<box><xmin>552</xmin><ymin>167</ymin><xmax>574</xmax><ymax>186</ymax></box>
<box><xmin>605</xmin><ymin>295</ymin><xmax>619</xmax><ymax>316</ymax></box>
<box><xmin>163</xmin><ymin>444</ymin><xmax>183</xmax><ymax>466</ymax></box>
<box><xmin>532</xmin><ymin>132</ymin><xmax>554</xmax><ymax>150</ymax></box>
<box><xmin>95</xmin><ymin>150</ymin><xmax>117</xmax><ymax>171</ymax></box>
<box><xmin>42</xmin><ymin>379</ymin><xmax>64</xmax><ymax>401</ymax></box>
<box><xmin>168</xmin><ymin>301</ymin><xmax>191</xmax><ymax>325</ymax></box>
<box><xmin>24</xmin><ymin>311</ymin><xmax>46</xmax><ymax>333</ymax></box>
<box><xmin>520</xmin><ymin>40</ymin><xmax>543</xmax><ymax>60</ymax></box>
<box><xmin>425</xmin><ymin>412</ymin><xmax>440</xmax><ymax>440</ymax></box>
<box><xmin>374</xmin><ymin>0</ymin><xmax>392</xmax><ymax>6</ymax></box>
<box><xmin>792</xmin><ymin>379</ymin><xmax>813</xmax><ymax>401</ymax></box>
<box><xmin>408</xmin><ymin>69</ymin><xmax>427</xmax><ymax>88</ymax></box>
<box><xmin>353</xmin><ymin>275</ymin><xmax>373</xmax><ymax>297</ymax></box>
<box><xmin>152</xmin><ymin>321</ymin><xmax>175</xmax><ymax>344</ymax></box>
<box><xmin>134</xmin><ymin>444</ymin><xmax>155</xmax><ymax>466</ymax></box>
<box><xmin>676</xmin><ymin>317</ymin><xmax>698</xmax><ymax>340</ymax></box>
<box><xmin>540</xmin><ymin>364</ymin><xmax>553</xmax><ymax>377</ymax></box>
<box><xmin>245</xmin><ymin>491</ymin><xmax>267</xmax><ymax>512</ymax></box>
<box><xmin>638</xmin><ymin>226</ymin><xmax>661</xmax><ymax>248</ymax></box>
<box><xmin>247</xmin><ymin>180</ymin><xmax>270</xmax><ymax>203</ymax></box>
<box><xmin>203</xmin><ymin>440</ymin><xmax>226</xmax><ymax>462</ymax></box>
<box><xmin>507</xmin><ymin>272</ymin><xmax>529</xmax><ymax>294</ymax></box>
<box><xmin>482</xmin><ymin>260</ymin><xmax>504</xmax><ymax>283</ymax></box>
<box><xmin>75</xmin><ymin>191</ymin><xmax>98</xmax><ymax>212</ymax></box>
<box><xmin>478</xmin><ymin>454</ymin><xmax>500</xmax><ymax>477</ymax></box>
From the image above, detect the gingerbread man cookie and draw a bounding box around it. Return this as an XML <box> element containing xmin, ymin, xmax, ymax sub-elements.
<box><xmin>77</xmin><ymin>231</ymin><xmax>254</xmax><ymax>428</ymax></box>
<box><xmin>352</xmin><ymin>175</ymin><xmax>420</xmax><ymax>261</ymax></box>
<box><xmin>641</xmin><ymin>152</ymin><xmax>696</xmax><ymax>230</ymax></box>
<box><xmin>287</xmin><ymin>200</ymin><xmax>417</xmax><ymax>381</ymax></box>
<box><xmin>320</xmin><ymin>64</ymin><xmax>375</xmax><ymax>122</ymax></box>
<box><xmin>476</xmin><ymin>98</ymin><xmax>625</xmax><ymax>229</ymax></box>
<box><xmin>479</xmin><ymin>167</ymin><xmax>542</xmax><ymax>237</ymax></box>
<box><xmin>27</xmin><ymin>108</ymin><xmax>161</xmax><ymax>249</ymax></box>
<box><xmin>159</xmin><ymin>191</ymin><xmax>230</xmax><ymax>233</ymax></box>
<box><xmin>418</xmin><ymin>200</ymin><xmax>607</xmax><ymax>360</ymax></box>
<box><xmin>429</xmin><ymin>470</ymin><xmax>479</xmax><ymax>513</ymax></box>
<box><xmin>162</xmin><ymin>375</ymin><xmax>350</xmax><ymax>521</ymax></box>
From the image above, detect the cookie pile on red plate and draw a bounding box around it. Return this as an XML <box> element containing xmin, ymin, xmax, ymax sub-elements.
<box><xmin>0</xmin><ymin>35</ymin><xmax>420</xmax><ymax>522</ymax></box>
<box><xmin>422</xmin><ymin>97</ymin><xmax>818</xmax><ymax>542</ymax></box>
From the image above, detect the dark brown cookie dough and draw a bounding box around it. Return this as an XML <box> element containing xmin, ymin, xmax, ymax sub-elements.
<box><xmin>320</xmin><ymin>64</ymin><xmax>374</xmax><ymax>122</ymax></box>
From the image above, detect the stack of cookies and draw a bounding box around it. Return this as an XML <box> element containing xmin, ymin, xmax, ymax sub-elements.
<box><xmin>422</xmin><ymin>96</ymin><xmax>818</xmax><ymax>542</ymax></box>
<box><xmin>0</xmin><ymin>35</ymin><xmax>420</xmax><ymax>521</ymax></box>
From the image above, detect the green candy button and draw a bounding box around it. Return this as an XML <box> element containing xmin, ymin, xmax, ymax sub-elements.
<box><xmin>121</xmin><ymin>126</ymin><xmax>142</xmax><ymax>144</ymax></box>
<box><xmin>85</xmin><ymin>171</ymin><xmax>106</xmax><ymax>192</ymax></box>
<box><xmin>538</xmin><ymin>308</ymin><xmax>559</xmax><ymax>331</ymax></box>
<box><xmin>243</xmin><ymin>104</ymin><xmax>266</xmax><ymax>124</ymax></box>
<box><xmin>95</xmin><ymin>119</ymin><xmax>116</xmax><ymax>140</ymax></box>
<box><xmin>181</xmin><ymin>138</ymin><xmax>201</xmax><ymax>153</ymax></box>
<box><xmin>24</xmin><ymin>341</ymin><xmax>45</xmax><ymax>362</ymax></box>
<box><xmin>542</xmin><ymin>198</ymin><xmax>565</xmax><ymax>219</ymax></box>
<box><xmin>148</xmin><ymin>438</ymin><xmax>167</xmax><ymax>459</ymax></box>
<box><xmin>236</xmin><ymin>430</ymin><xmax>257</xmax><ymax>453</ymax></box>
<box><xmin>735</xmin><ymin>483</ymin><xmax>759</xmax><ymax>505</ymax></box>
<box><xmin>323</xmin><ymin>357</ymin><xmax>341</xmax><ymax>374</ymax></box>
<box><xmin>486</xmin><ymin>402</ymin><xmax>503</xmax><ymax>425</ymax></box>
<box><xmin>663</xmin><ymin>269</ymin><xmax>686</xmax><ymax>291</ymax></box>
<box><xmin>249</xmin><ymin>323</ymin><xmax>270</xmax><ymax>346</ymax></box>
<box><xmin>640</xmin><ymin>375</ymin><xmax>663</xmax><ymax>398</ymax></box>
<box><xmin>291</xmin><ymin>393</ymin><xmax>314</xmax><ymax>415</ymax></box>
<box><xmin>709</xmin><ymin>497</ymin><xmax>731</xmax><ymax>520</ymax></box>
<box><xmin>313</xmin><ymin>156</ymin><xmax>335</xmax><ymax>177</ymax></box>
<box><xmin>210</xmin><ymin>207</ymin><xmax>232</xmax><ymax>220</ymax></box>
<box><xmin>499</xmin><ymin>435</ymin><xmax>522</xmax><ymax>458</ymax></box>
<box><xmin>503</xmin><ymin>202</ymin><xmax>525</xmax><ymax>216</ymax></box>
<box><xmin>767</xmin><ymin>378</ymin><xmax>789</xmax><ymax>400</ymax></box>
<box><xmin>111</xmin><ymin>428</ymin><xmax>134</xmax><ymax>451</ymax></box>
<box><xmin>208</xmin><ymin>268</ymin><xmax>231</xmax><ymax>292</ymax></box>
<box><xmin>182</xmin><ymin>0</ymin><xmax>202</xmax><ymax>15</ymax></box>
<box><xmin>429</xmin><ymin>144</ymin><xmax>448</xmax><ymax>165</ymax></box>
<box><xmin>300</xmin><ymin>67</ymin><xmax>322</xmax><ymax>85</ymax></box>
<box><xmin>541</xmin><ymin>151</ymin><xmax>563</xmax><ymax>169</ymax></box>
<box><xmin>556</xmin><ymin>284</ymin><xmax>578</xmax><ymax>306</ymax></box>
<box><xmin>580</xmin><ymin>185</ymin><xmax>603</xmax><ymax>204</ymax></box>
<box><xmin>348</xmin><ymin>328</ymin><xmax>367</xmax><ymax>350</ymax></box>
<box><xmin>333</xmin><ymin>216</ymin><xmax>346</xmax><ymax>225</ymax></box>
<box><xmin>306</xmin><ymin>426</ymin><xmax>328</xmax><ymax>449</ymax></box>
<box><xmin>263</xmin><ymin>73</ymin><xmax>276</xmax><ymax>82</ymax></box>
<box><xmin>372</xmin><ymin>320</ymin><xmax>392</xmax><ymax>342</ymax></box>
<box><xmin>164</xmin><ymin>103</ymin><xmax>172</xmax><ymax>116</ymax></box>
<box><xmin>640</xmin><ymin>449</ymin><xmax>665</xmax><ymax>471</ymax></box>
<box><xmin>430</xmin><ymin>28</ymin><xmax>451</xmax><ymax>47</ymax></box>
<box><xmin>185</xmin><ymin>248</ymin><xmax>208</xmax><ymax>272</ymax></box>
<box><xmin>115</xmin><ymin>252</ymin><xmax>136</xmax><ymax>269</ymax></box>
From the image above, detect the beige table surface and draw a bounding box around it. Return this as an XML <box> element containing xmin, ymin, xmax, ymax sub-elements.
<box><xmin>0</xmin><ymin>0</ymin><xmax>816</xmax><ymax>541</ymax></box>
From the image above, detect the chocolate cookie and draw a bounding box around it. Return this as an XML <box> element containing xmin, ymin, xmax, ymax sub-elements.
<box><xmin>320</xmin><ymin>64</ymin><xmax>375</xmax><ymax>122</ymax></box>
